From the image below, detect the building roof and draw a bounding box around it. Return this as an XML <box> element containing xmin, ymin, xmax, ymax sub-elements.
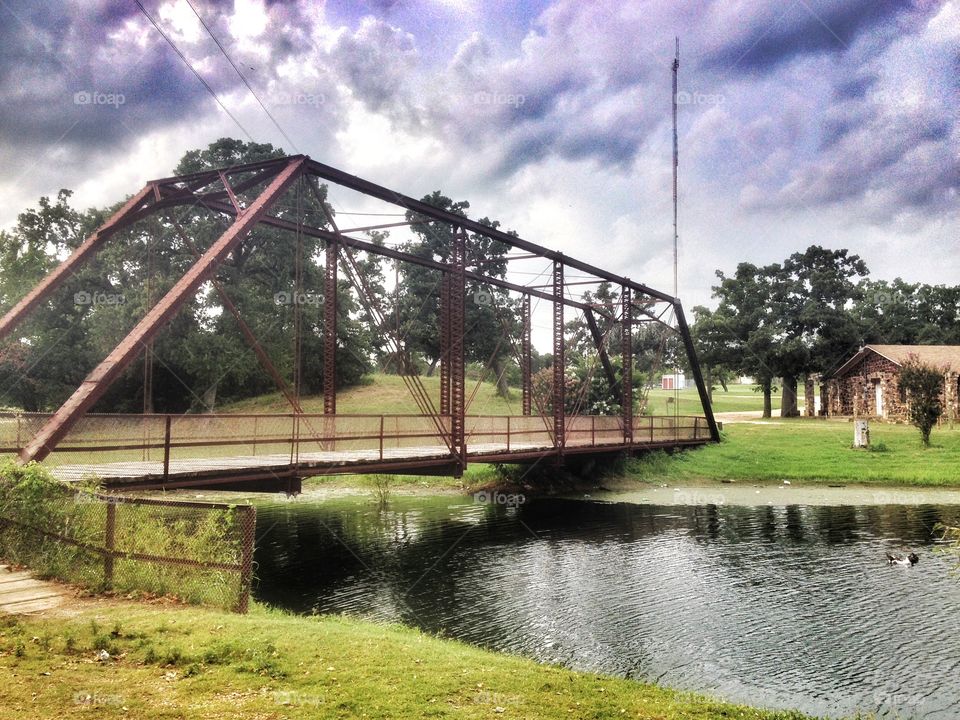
<box><xmin>832</xmin><ymin>344</ymin><xmax>960</xmax><ymax>378</ymax></box>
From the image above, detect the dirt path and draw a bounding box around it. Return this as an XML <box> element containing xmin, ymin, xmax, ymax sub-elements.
<box><xmin>0</xmin><ymin>564</ymin><xmax>71</xmax><ymax>615</ymax></box>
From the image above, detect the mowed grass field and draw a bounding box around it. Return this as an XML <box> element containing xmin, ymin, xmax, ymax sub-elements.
<box><xmin>225</xmin><ymin>374</ymin><xmax>748</xmax><ymax>417</ymax></box>
<box><xmin>639</xmin><ymin>418</ymin><xmax>960</xmax><ymax>486</ymax></box>
<box><xmin>645</xmin><ymin>383</ymin><xmax>777</xmax><ymax>415</ymax></box>
<box><xmin>0</xmin><ymin>601</ymin><xmax>815</xmax><ymax>720</ymax></box>
<box><xmin>224</xmin><ymin>373</ymin><xmax>520</xmax><ymax>416</ymax></box>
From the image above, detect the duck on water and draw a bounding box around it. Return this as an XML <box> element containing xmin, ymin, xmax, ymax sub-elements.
<box><xmin>887</xmin><ymin>552</ymin><xmax>919</xmax><ymax>566</ymax></box>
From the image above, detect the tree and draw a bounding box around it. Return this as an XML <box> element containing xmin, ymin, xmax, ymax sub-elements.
<box><xmin>0</xmin><ymin>190</ymin><xmax>102</xmax><ymax>410</ymax></box>
<box><xmin>771</xmin><ymin>246</ymin><xmax>868</xmax><ymax>416</ymax></box>
<box><xmin>898</xmin><ymin>357</ymin><xmax>945</xmax><ymax>447</ymax></box>
<box><xmin>0</xmin><ymin>138</ymin><xmax>381</xmax><ymax>413</ymax></box>
<box><xmin>694</xmin><ymin>263</ymin><xmax>780</xmax><ymax>417</ymax></box>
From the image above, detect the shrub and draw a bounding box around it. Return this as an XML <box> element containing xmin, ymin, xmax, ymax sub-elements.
<box><xmin>898</xmin><ymin>357</ymin><xmax>946</xmax><ymax>447</ymax></box>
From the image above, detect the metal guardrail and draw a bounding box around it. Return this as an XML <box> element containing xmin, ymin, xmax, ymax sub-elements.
<box><xmin>0</xmin><ymin>412</ymin><xmax>711</xmax><ymax>481</ymax></box>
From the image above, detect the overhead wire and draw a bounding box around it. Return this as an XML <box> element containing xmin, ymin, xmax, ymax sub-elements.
<box><xmin>183</xmin><ymin>0</ymin><xmax>300</xmax><ymax>152</ymax></box>
<box><xmin>134</xmin><ymin>1</ymin><xmax>255</xmax><ymax>142</ymax></box>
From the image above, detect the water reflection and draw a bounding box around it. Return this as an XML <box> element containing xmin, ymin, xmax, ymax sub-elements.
<box><xmin>253</xmin><ymin>496</ymin><xmax>960</xmax><ymax>719</ymax></box>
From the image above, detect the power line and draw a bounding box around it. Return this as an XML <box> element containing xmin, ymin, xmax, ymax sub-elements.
<box><xmin>183</xmin><ymin>0</ymin><xmax>300</xmax><ymax>153</ymax></box>
<box><xmin>134</xmin><ymin>0</ymin><xmax>254</xmax><ymax>142</ymax></box>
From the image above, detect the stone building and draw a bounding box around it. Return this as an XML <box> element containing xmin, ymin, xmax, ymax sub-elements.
<box><xmin>823</xmin><ymin>345</ymin><xmax>960</xmax><ymax>421</ymax></box>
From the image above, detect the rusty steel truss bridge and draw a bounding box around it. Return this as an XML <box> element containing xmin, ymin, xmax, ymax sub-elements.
<box><xmin>0</xmin><ymin>155</ymin><xmax>718</xmax><ymax>492</ymax></box>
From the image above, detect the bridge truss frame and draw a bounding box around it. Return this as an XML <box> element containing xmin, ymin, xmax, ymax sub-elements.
<box><xmin>0</xmin><ymin>154</ymin><xmax>719</xmax><ymax>476</ymax></box>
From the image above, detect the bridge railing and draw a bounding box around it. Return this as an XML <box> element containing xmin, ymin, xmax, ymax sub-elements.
<box><xmin>0</xmin><ymin>412</ymin><xmax>711</xmax><ymax>476</ymax></box>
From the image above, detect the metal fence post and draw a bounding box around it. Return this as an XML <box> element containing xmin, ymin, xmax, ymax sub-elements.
<box><xmin>162</xmin><ymin>415</ymin><xmax>172</xmax><ymax>481</ymax></box>
<box><xmin>104</xmin><ymin>501</ymin><xmax>116</xmax><ymax>588</ymax></box>
<box><xmin>379</xmin><ymin>415</ymin><xmax>385</xmax><ymax>461</ymax></box>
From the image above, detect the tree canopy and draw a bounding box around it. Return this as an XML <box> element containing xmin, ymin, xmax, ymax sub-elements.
<box><xmin>693</xmin><ymin>245</ymin><xmax>957</xmax><ymax>418</ymax></box>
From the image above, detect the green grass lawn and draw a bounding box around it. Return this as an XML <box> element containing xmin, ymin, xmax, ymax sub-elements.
<box><xmin>0</xmin><ymin>601</ymin><xmax>814</xmax><ymax>720</ymax></box>
<box><xmin>634</xmin><ymin>418</ymin><xmax>960</xmax><ymax>486</ymax></box>
<box><xmin>227</xmin><ymin>374</ymin><xmax>767</xmax><ymax>418</ymax></box>
<box><xmin>645</xmin><ymin>384</ymin><xmax>778</xmax><ymax>415</ymax></box>
<box><xmin>224</xmin><ymin>373</ymin><xmax>521</xmax><ymax>416</ymax></box>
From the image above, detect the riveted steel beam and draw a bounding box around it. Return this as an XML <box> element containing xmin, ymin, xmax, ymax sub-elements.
<box><xmin>622</xmin><ymin>286</ymin><xmax>633</xmax><ymax>445</ymax></box>
<box><xmin>552</xmin><ymin>259</ymin><xmax>565</xmax><ymax>453</ymax></box>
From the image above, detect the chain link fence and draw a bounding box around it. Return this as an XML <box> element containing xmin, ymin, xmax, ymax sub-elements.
<box><xmin>0</xmin><ymin>466</ymin><xmax>255</xmax><ymax>612</ymax></box>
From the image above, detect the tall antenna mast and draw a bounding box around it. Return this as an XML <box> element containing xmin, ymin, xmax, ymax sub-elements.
<box><xmin>671</xmin><ymin>36</ymin><xmax>680</xmax><ymax>301</ymax></box>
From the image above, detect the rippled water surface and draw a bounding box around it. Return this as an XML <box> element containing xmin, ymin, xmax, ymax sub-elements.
<box><xmin>252</xmin><ymin>495</ymin><xmax>960</xmax><ymax>718</ymax></box>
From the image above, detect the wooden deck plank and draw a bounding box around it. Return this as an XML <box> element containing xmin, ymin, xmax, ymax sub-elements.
<box><xmin>0</xmin><ymin>566</ymin><xmax>69</xmax><ymax>615</ymax></box>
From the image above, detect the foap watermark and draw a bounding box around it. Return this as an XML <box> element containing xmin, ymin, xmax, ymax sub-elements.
<box><xmin>474</xmin><ymin>90</ymin><xmax>525</xmax><ymax>108</ymax></box>
<box><xmin>862</xmin><ymin>669</ymin><xmax>928</xmax><ymax>713</ymax></box>
<box><xmin>74</xmin><ymin>290</ymin><xmax>125</xmax><ymax>306</ymax></box>
<box><xmin>672</xmin><ymin>488</ymin><xmax>725</xmax><ymax>506</ymax></box>
<box><xmin>675</xmin><ymin>90</ymin><xmax>725</xmax><ymax>106</ymax></box>
<box><xmin>872</xmin><ymin>490</ymin><xmax>922</xmax><ymax>505</ymax></box>
<box><xmin>273</xmin><ymin>690</ymin><xmax>324</xmax><ymax>707</ymax></box>
<box><xmin>872</xmin><ymin>289</ymin><xmax>910</xmax><ymax>309</ymax></box>
<box><xmin>274</xmin><ymin>291</ymin><xmax>322</xmax><ymax>306</ymax></box>
<box><xmin>473</xmin><ymin>490</ymin><xmax>525</xmax><ymax>507</ymax></box>
<box><xmin>472</xmin><ymin>289</ymin><xmax>492</xmax><ymax>306</ymax></box>
<box><xmin>869</xmin><ymin>89</ymin><xmax>924</xmax><ymax>110</ymax></box>
<box><xmin>74</xmin><ymin>692</ymin><xmax>124</xmax><ymax>707</ymax></box>
<box><xmin>273</xmin><ymin>91</ymin><xmax>325</xmax><ymax>107</ymax></box>
<box><xmin>73</xmin><ymin>90</ymin><xmax>125</xmax><ymax>108</ymax></box>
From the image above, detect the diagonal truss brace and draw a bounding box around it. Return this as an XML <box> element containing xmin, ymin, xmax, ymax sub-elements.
<box><xmin>19</xmin><ymin>156</ymin><xmax>307</xmax><ymax>463</ymax></box>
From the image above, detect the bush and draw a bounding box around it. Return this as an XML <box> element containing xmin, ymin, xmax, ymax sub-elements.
<box><xmin>898</xmin><ymin>358</ymin><xmax>945</xmax><ymax>447</ymax></box>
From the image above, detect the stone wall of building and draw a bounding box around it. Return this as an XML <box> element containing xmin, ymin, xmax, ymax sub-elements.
<box><xmin>828</xmin><ymin>353</ymin><xmax>905</xmax><ymax>419</ymax></box>
<box><xmin>827</xmin><ymin>351</ymin><xmax>958</xmax><ymax>422</ymax></box>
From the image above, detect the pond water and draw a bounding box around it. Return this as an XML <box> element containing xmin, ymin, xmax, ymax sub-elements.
<box><xmin>250</xmin><ymin>493</ymin><xmax>960</xmax><ymax>718</ymax></box>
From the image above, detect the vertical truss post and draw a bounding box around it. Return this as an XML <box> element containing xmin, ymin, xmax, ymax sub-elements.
<box><xmin>521</xmin><ymin>294</ymin><xmax>532</xmax><ymax>416</ymax></box>
<box><xmin>450</xmin><ymin>227</ymin><xmax>467</xmax><ymax>473</ymax></box>
<box><xmin>440</xmin><ymin>272</ymin><xmax>451</xmax><ymax>416</ymax></box>
<box><xmin>323</xmin><ymin>239</ymin><xmax>337</xmax><ymax>415</ymax></box>
<box><xmin>552</xmin><ymin>259</ymin><xmax>565</xmax><ymax>454</ymax></box>
<box><xmin>622</xmin><ymin>285</ymin><xmax>633</xmax><ymax>446</ymax></box>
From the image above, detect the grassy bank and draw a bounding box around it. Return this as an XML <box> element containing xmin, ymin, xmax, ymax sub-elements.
<box><xmin>628</xmin><ymin>418</ymin><xmax>960</xmax><ymax>486</ymax></box>
<box><xmin>0</xmin><ymin>600</ymin><xmax>814</xmax><ymax>719</ymax></box>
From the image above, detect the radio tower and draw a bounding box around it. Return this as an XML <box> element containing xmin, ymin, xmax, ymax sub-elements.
<box><xmin>671</xmin><ymin>36</ymin><xmax>680</xmax><ymax>300</ymax></box>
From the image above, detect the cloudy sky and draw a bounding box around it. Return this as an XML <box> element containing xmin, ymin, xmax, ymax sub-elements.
<box><xmin>0</xmin><ymin>0</ymin><xmax>957</xmax><ymax>314</ymax></box>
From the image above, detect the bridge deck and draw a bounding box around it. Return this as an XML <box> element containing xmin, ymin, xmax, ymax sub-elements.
<box><xmin>2</xmin><ymin>412</ymin><xmax>711</xmax><ymax>490</ymax></box>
